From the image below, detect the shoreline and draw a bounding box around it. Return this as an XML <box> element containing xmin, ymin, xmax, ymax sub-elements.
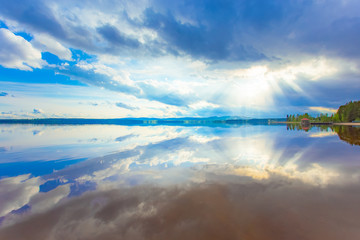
<box><xmin>273</xmin><ymin>122</ymin><xmax>360</xmax><ymax>126</ymax></box>
<box><xmin>333</xmin><ymin>122</ymin><xmax>360</xmax><ymax>126</ymax></box>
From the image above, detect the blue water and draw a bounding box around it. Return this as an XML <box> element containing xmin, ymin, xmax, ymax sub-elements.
<box><xmin>0</xmin><ymin>124</ymin><xmax>359</xmax><ymax>239</ymax></box>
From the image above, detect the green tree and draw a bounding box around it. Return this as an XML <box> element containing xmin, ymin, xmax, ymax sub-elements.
<box><xmin>336</xmin><ymin>101</ymin><xmax>360</xmax><ymax>122</ymax></box>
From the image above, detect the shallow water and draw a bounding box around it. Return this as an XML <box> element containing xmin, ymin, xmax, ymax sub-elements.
<box><xmin>0</xmin><ymin>124</ymin><xmax>359</xmax><ymax>239</ymax></box>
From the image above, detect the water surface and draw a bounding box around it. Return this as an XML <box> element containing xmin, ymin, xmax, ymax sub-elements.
<box><xmin>0</xmin><ymin>124</ymin><xmax>359</xmax><ymax>239</ymax></box>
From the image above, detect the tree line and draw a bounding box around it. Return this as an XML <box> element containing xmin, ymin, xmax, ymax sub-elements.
<box><xmin>286</xmin><ymin>101</ymin><xmax>360</xmax><ymax>123</ymax></box>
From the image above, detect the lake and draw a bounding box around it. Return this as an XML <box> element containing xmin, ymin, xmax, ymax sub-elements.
<box><xmin>0</xmin><ymin>123</ymin><xmax>360</xmax><ymax>239</ymax></box>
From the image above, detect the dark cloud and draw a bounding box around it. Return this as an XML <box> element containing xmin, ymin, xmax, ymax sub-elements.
<box><xmin>300</xmin><ymin>78</ymin><xmax>360</xmax><ymax>107</ymax></box>
<box><xmin>274</xmin><ymin>72</ymin><xmax>360</xmax><ymax>111</ymax></box>
<box><xmin>115</xmin><ymin>102</ymin><xmax>137</xmax><ymax>110</ymax></box>
<box><xmin>1</xmin><ymin>180</ymin><xmax>360</xmax><ymax>240</ymax></box>
<box><xmin>1</xmin><ymin>0</ymin><xmax>360</xmax><ymax>62</ymax></box>
<box><xmin>328</xmin><ymin>17</ymin><xmax>360</xmax><ymax>58</ymax></box>
<box><xmin>0</xmin><ymin>0</ymin><xmax>66</xmax><ymax>38</ymax></box>
<box><xmin>138</xmin><ymin>0</ymin><xmax>313</xmax><ymax>61</ymax></box>
<box><xmin>32</xmin><ymin>109</ymin><xmax>42</xmax><ymax>114</ymax></box>
<box><xmin>0</xmin><ymin>0</ymin><xmax>295</xmax><ymax>62</ymax></box>
<box><xmin>144</xmin><ymin>0</ymin><xmax>360</xmax><ymax>61</ymax></box>
<box><xmin>292</xmin><ymin>13</ymin><xmax>360</xmax><ymax>59</ymax></box>
<box><xmin>97</xmin><ymin>24</ymin><xmax>140</xmax><ymax>48</ymax></box>
<box><xmin>142</xmin><ymin>7</ymin><xmax>266</xmax><ymax>62</ymax></box>
<box><xmin>1</xmin><ymin>111</ymin><xmax>13</xmax><ymax>115</ymax></box>
<box><xmin>0</xmin><ymin>0</ymin><xmax>97</xmax><ymax>55</ymax></box>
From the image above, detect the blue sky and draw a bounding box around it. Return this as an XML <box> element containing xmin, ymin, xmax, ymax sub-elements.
<box><xmin>0</xmin><ymin>0</ymin><xmax>360</xmax><ymax>118</ymax></box>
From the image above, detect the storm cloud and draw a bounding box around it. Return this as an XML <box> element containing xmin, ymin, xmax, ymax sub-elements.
<box><xmin>1</xmin><ymin>0</ymin><xmax>360</xmax><ymax>61</ymax></box>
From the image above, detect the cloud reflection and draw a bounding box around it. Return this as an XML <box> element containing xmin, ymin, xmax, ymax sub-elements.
<box><xmin>0</xmin><ymin>175</ymin><xmax>41</xmax><ymax>217</ymax></box>
<box><xmin>1</xmin><ymin>180</ymin><xmax>360</xmax><ymax>240</ymax></box>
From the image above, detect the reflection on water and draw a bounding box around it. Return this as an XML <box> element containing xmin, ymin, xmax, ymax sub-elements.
<box><xmin>0</xmin><ymin>124</ymin><xmax>360</xmax><ymax>239</ymax></box>
<box><xmin>333</xmin><ymin>125</ymin><xmax>360</xmax><ymax>146</ymax></box>
<box><xmin>287</xmin><ymin>123</ymin><xmax>360</xmax><ymax>146</ymax></box>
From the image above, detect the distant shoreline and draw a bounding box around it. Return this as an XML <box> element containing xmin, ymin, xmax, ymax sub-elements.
<box><xmin>273</xmin><ymin>121</ymin><xmax>360</xmax><ymax>126</ymax></box>
<box><xmin>0</xmin><ymin>118</ymin><xmax>286</xmax><ymax>126</ymax></box>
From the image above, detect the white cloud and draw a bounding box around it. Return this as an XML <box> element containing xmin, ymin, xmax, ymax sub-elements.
<box><xmin>189</xmin><ymin>101</ymin><xmax>219</xmax><ymax>110</ymax></box>
<box><xmin>0</xmin><ymin>28</ymin><xmax>45</xmax><ymax>71</ymax></box>
<box><xmin>308</xmin><ymin>106</ymin><xmax>337</xmax><ymax>113</ymax></box>
<box><xmin>32</xmin><ymin>33</ymin><xmax>72</xmax><ymax>61</ymax></box>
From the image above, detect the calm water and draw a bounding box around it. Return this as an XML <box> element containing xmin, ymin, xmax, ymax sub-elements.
<box><xmin>0</xmin><ymin>124</ymin><xmax>360</xmax><ymax>239</ymax></box>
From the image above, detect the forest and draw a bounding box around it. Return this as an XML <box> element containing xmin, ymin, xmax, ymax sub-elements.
<box><xmin>287</xmin><ymin>101</ymin><xmax>360</xmax><ymax>123</ymax></box>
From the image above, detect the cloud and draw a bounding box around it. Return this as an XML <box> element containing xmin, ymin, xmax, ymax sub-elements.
<box><xmin>308</xmin><ymin>106</ymin><xmax>337</xmax><ymax>113</ymax></box>
<box><xmin>0</xmin><ymin>0</ymin><xmax>291</xmax><ymax>62</ymax></box>
<box><xmin>1</xmin><ymin>182</ymin><xmax>360</xmax><ymax>240</ymax></box>
<box><xmin>137</xmin><ymin>80</ymin><xmax>194</xmax><ymax>106</ymax></box>
<box><xmin>293</xmin><ymin>11</ymin><xmax>360</xmax><ymax>59</ymax></box>
<box><xmin>115</xmin><ymin>134</ymin><xmax>136</xmax><ymax>142</ymax></box>
<box><xmin>146</xmin><ymin>0</ymin><xmax>360</xmax><ymax>62</ymax></box>
<box><xmin>28</xmin><ymin>184</ymin><xmax>70</xmax><ymax>213</ymax></box>
<box><xmin>0</xmin><ymin>109</ymin><xmax>51</xmax><ymax>119</ymax></box>
<box><xmin>32</xmin><ymin>109</ymin><xmax>43</xmax><ymax>114</ymax></box>
<box><xmin>0</xmin><ymin>174</ymin><xmax>41</xmax><ymax>217</ymax></box>
<box><xmin>142</xmin><ymin>7</ymin><xmax>266</xmax><ymax>61</ymax></box>
<box><xmin>0</xmin><ymin>28</ymin><xmax>45</xmax><ymax>70</ymax></box>
<box><xmin>57</xmin><ymin>62</ymin><xmax>195</xmax><ymax>107</ymax></box>
<box><xmin>115</xmin><ymin>102</ymin><xmax>137</xmax><ymax>110</ymax></box>
<box><xmin>56</xmin><ymin>63</ymin><xmax>142</xmax><ymax>96</ymax></box>
<box><xmin>0</xmin><ymin>0</ymin><xmax>99</xmax><ymax>58</ymax></box>
<box><xmin>97</xmin><ymin>24</ymin><xmax>141</xmax><ymax>49</ymax></box>
<box><xmin>31</xmin><ymin>33</ymin><xmax>72</xmax><ymax>60</ymax></box>
<box><xmin>0</xmin><ymin>0</ymin><xmax>66</xmax><ymax>39</ymax></box>
<box><xmin>1</xmin><ymin>0</ymin><xmax>360</xmax><ymax>62</ymax></box>
<box><xmin>309</xmin><ymin>131</ymin><xmax>337</xmax><ymax>138</ymax></box>
<box><xmin>89</xmin><ymin>102</ymin><xmax>98</xmax><ymax>106</ymax></box>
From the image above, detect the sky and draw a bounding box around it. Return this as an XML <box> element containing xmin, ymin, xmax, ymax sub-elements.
<box><xmin>0</xmin><ymin>0</ymin><xmax>360</xmax><ymax>118</ymax></box>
